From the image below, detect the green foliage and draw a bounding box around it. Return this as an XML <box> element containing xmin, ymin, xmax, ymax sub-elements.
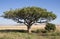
<box><xmin>3</xmin><ymin>6</ymin><xmax>57</xmax><ymax>33</ymax></box>
<box><xmin>3</xmin><ymin>7</ymin><xmax>57</xmax><ymax>26</ymax></box>
<box><xmin>45</xmin><ymin>23</ymin><xmax>56</xmax><ymax>32</ymax></box>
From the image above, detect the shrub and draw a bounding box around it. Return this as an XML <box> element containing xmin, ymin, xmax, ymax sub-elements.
<box><xmin>36</xmin><ymin>29</ymin><xmax>41</xmax><ymax>33</ymax></box>
<box><xmin>34</xmin><ymin>29</ymin><xmax>47</xmax><ymax>33</ymax></box>
<box><xmin>45</xmin><ymin>23</ymin><xmax>56</xmax><ymax>32</ymax></box>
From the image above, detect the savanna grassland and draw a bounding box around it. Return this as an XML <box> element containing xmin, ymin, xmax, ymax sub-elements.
<box><xmin>0</xmin><ymin>32</ymin><xmax>60</xmax><ymax>39</ymax></box>
<box><xmin>0</xmin><ymin>24</ymin><xmax>60</xmax><ymax>39</ymax></box>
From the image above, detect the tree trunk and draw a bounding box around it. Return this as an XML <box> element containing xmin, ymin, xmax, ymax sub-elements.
<box><xmin>27</xmin><ymin>26</ymin><xmax>31</xmax><ymax>33</ymax></box>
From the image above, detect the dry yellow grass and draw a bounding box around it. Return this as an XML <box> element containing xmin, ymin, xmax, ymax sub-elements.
<box><xmin>0</xmin><ymin>24</ymin><xmax>60</xmax><ymax>31</ymax></box>
<box><xmin>0</xmin><ymin>24</ymin><xmax>60</xmax><ymax>39</ymax></box>
<box><xmin>0</xmin><ymin>24</ymin><xmax>45</xmax><ymax>30</ymax></box>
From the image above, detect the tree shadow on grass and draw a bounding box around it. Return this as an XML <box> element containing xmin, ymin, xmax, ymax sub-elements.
<box><xmin>0</xmin><ymin>30</ymin><xmax>27</xmax><ymax>33</ymax></box>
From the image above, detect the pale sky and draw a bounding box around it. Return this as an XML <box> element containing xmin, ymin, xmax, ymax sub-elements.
<box><xmin>0</xmin><ymin>0</ymin><xmax>60</xmax><ymax>25</ymax></box>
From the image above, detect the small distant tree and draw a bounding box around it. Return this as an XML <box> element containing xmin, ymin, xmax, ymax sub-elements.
<box><xmin>3</xmin><ymin>7</ymin><xmax>56</xmax><ymax>33</ymax></box>
<box><xmin>45</xmin><ymin>23</ymin><xmax>56</xmax><ymax>32</ymax></box>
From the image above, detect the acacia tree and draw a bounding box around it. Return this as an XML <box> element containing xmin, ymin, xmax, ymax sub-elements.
<box><xmin>3</xmin><ymin>7</ymin><xmax>56</xmax><ymax>33</ymax></box>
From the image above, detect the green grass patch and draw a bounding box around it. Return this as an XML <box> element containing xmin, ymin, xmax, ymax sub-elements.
<box><xmin>0</xmin><ymin>30</ymin><xmax>60</xmax><ymax>39</ymax></box>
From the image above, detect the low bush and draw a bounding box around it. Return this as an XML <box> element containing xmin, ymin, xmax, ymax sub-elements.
<box><xmin>45</xmin><ymin>23</ymin><xmax>56</xmax><ymax>32</ymax></box>
<box><xmin>33</xmin><ymin>29</ymin><xmax>47</xmax><ymax>33</ymax></box>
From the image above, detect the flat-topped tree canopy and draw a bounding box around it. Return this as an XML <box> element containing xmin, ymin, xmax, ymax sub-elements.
<box><xmin>3</xmin><ymin>6</ymin><xmax>57</xmax><ymax>33</ymax></box>
<box><xmin>4</xmin><ymin>7</ymin><xmax>56</xmax><ymax>23</ymax></box>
